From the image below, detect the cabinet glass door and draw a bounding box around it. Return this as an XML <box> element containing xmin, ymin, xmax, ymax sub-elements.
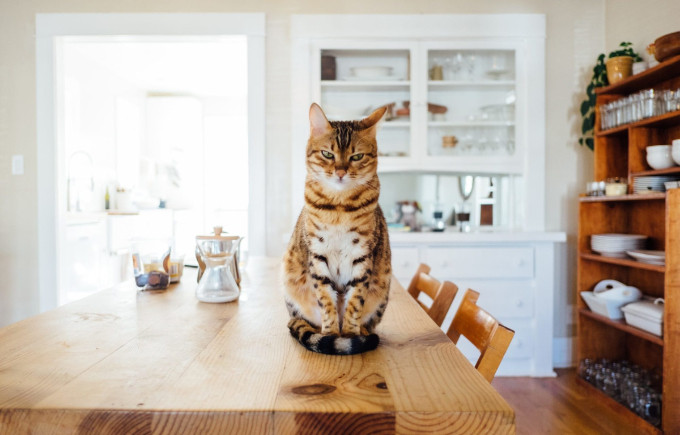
<box><xmin>426</xmin><ymin>49</ymin><xmax>516</xmax><ymax>158</ymax></box>
<box><xmin>318</xmin><ymin>48</ymin><xmax>412</xmax><ymax>159</ymax></box>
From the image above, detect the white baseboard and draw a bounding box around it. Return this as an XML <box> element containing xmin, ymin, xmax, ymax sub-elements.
<box><xmin>553</xmin><ymin>336</ymin><xmax>576</xmax><ymax>368</ymax></box>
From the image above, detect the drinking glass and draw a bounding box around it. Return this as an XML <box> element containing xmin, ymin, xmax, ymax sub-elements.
<box><xmin>444</xmin><ymin>53</ymin><xmax>463</xmax><ymax>80</ymax></box>
<box><xmin>464</xmin><ymin>54</ymin><xmax>476</xmax><ymax>80</ymax></box>
<box><xmin>643</xmin><ymin>391</ymin><xmax>662</xmax><ymax>427</ymax></box>
<box><xmin>641</xmin><ymin>89</ymin><xmax>657</xmax><ymax>118</ymax></box>
<box><xmin>662</xmin><ymin>89</ymin><xmax>675</xmax><ymax>113</ymax></box>
<box><xmin>579</xmin><ymin>358</ymin><xmax>594</xmax><ymax>382</ymax></box>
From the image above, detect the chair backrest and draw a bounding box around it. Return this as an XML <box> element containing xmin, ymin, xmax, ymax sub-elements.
<box><xmin>446</xmin><ymin>289</ymin><xmax>515</xmax><ymax>383</ymax></box>
<box><xmin>406</xmin><ymin>264</ymin><xmax>458</xmax><ymax>326</ymax></box>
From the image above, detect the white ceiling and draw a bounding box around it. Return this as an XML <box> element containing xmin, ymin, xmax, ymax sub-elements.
<box><xmin>63</xmin><ymin>36</ymin><xmax>248</xmax><ymax>97</ymax></box>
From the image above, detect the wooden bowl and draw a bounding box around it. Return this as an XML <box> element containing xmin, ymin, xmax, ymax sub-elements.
<box><xmin>654</xmin><ymin>31</ymin><xmax>680</xmax><ymax>62</ymax></box>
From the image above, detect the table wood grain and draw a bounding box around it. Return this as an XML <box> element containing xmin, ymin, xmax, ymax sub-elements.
<box><xmin>0</xmin><ymin>258</ymin><xmax>514</xmax><ymax>434</ymax></box>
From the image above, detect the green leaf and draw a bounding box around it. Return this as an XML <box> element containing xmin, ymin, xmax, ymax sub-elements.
<box><xmin>582</xmin><ymin>113</ymin><xmax>594</xmax><ymax>133</ymax></box>
<box><xmin>585</xmin><ymin>138</ymin><xmax>594</xmax><ymax>151</ymax></box>
<box><xmin>586</xmin><ymin>83</ymin><xmax>594</xmax><ymax>95</ymax></box>
<box><xmin>580</xmin><ymin>100</ymin><xmax>591</xmax><ymax>116</ymax></box>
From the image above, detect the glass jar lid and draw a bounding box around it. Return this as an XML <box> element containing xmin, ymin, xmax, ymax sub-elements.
<box><xmin>196</xmin><ymin>226</ymin><xmax>240</xmax><ymax>241</ymax></box>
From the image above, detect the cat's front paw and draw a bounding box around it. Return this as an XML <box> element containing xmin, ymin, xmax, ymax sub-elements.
<box><xmin>341</xmin><ymin>323</ymin><xmax>360</xmax><ymax>337</ymax></box>
<box><xmin>321</xmin><ymin>323</ymin><xmax>340</xmax><ymax>335</ymax></box>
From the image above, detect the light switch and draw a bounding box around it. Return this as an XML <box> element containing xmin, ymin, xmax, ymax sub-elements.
<box><xmin>11</xmin><ymin>155</ymin><xmax>24</xmax><ymax>175</ymax></box>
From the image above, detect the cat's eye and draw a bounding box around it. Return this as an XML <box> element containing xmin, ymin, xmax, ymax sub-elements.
<box><xmin>321</xmin><ymin>150</ymin><xmax>334</xmax><ymax>159</ymax></box>
<box><xmin>350</xmin><ymin>153</ymin><xmax>364</xmax><ymax>161</ymax></box>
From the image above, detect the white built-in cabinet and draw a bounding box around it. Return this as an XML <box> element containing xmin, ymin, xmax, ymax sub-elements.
<box><xmin>314</xmin><ymin>42</ymin><xmax>523</xmax><ymax>175</ymax></box>
<box><xmin>390</xmin><ymin>233</ymin><xmax>563</xmax><ymax>377</ymax></box>
<box><xmin>291</xmin><ymin>15</ymin><xmax>565</xmax><ymax>377</ymax></box>
<box><xmin>291</xmin><ymin>14</ymin><xmax>547</xmax><ymax>231</ymax></box>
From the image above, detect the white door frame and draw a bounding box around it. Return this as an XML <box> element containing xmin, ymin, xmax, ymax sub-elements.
<box><xmin>36</xmin><ymin>13</ymin><xmax>266</xmax><ymax>311</ymax></box>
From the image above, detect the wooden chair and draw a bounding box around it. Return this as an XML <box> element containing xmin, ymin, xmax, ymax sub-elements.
<box><xmin>446</xmin><ymin>289</ymin><xmax>515</xmax><ymax>383</ymax></box>
<box><xmin>406</xmin><ymin>264</ymin><xmax>458</xmax><ymax>326</ymax></box>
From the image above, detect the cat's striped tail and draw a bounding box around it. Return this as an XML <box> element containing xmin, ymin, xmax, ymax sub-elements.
<box><xmin>288</xmin><ymin>318</ymin><xmax>379</xmax><ymax>355</ymax></box>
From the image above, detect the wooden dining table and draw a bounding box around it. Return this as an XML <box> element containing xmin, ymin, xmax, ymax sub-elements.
<box><xmin>0</xmin><ymin>257</ymin><xmax>514</xmax><ymax>434</ymax></box>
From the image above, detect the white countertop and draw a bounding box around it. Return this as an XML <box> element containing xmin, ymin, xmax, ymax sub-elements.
<box><xmin>389</xmin><ymin>229</ymin><xmax>566</xmax><ymax>244</ymax></box>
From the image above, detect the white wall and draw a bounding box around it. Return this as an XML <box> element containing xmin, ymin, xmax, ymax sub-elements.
<box><xmin>0</xmin><ymin>0</ymin><xmax>603</xmax><ymax>350</ymax></box>
<box><xmin>605</xmin><ymin>0</ymin><xmax>680</xmax><ymax>63</ymax></box>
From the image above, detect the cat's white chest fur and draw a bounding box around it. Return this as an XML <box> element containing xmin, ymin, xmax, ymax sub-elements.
<box><xmin>311</xmin><ymin>224</ymin><xmax>364</xmax><ymax>287</ymax></box>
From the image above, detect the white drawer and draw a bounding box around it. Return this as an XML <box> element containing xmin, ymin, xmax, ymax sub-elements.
<box><xmin>391</xmin><ymin>246</ymin><xmax>420</xmax><ymax>281</ymax></box>
<box><xmin>502</xmin><ymin>320</ymin><xmax>534</xmax><ymax>359</ymax></box>
<box><xmin>424</xmin><ymin>246</ymin><xmax>534</xmax><ymax>279</ymax></box>
<box><xmin>451</xmin><ymin>280</ymin><xmax>534</xmax><ymax>319</ymax></box>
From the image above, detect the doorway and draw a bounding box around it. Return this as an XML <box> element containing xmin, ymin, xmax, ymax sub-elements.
<box><xmin>36</xmin><ymin>14</ymin><xmax>265</xmax><ymax>309</ymax></box>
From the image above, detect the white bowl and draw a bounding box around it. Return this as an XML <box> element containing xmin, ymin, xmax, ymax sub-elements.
<box><xmin>581</xmin><ymin>291</ymin><xmax>635</xmax><ymax>320</ymax></box>
<box><xmin>665</xmin><ymin>181</ymin><xmax>679</xmax><ymax>190</ymax></box>
<box><xmin>647</xmin><ymin>144</ymin><xmax>671</xmax><ymax>152</ymax></box>
<box><xmin>323</xmin><ymin>105</ymin><xmax>371</xmax><ymax>121</ymax></box>
<box><xmin>596</xmin><ymin>285</ymin><xmax>642</xmax><ymax>302</ymax></box>
<box><xmin>673</xmin><ymin>141</ymin><xmax>680</xmax><ymax>165</ymax></box>
<box><xmin>646</xmin><ymin>146</ymin><xmax>675</xmax><ymax>169</ymax></box>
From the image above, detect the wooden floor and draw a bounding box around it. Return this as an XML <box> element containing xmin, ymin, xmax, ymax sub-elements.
<box><xmin>492</xmin><ymin>369</ymin><xmax>637</xmax><ymax>435</ymax></box>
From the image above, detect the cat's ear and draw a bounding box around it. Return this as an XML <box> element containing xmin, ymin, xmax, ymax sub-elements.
<box><xmin>359</xmin><ymin>106</ymin><xmax>388</xmax><ymax>132</ymax></box>
<box><xmin>309</xmin><ymin>103</ymin><xmax>331</xmax><ymax>137</ymax></box>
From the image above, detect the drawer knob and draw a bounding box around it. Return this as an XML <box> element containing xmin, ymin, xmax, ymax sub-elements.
<box><xmin>516</xmin><ymin>259</ymin><xmax>525</xmax><ymax>267</ymax></box>
<box><xmin>516</xmin><ymin>300</ymin><xmax>523</xmax><ymax>308</ymax></box>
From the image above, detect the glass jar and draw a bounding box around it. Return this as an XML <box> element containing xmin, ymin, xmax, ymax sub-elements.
<box><xmin>641</xmin><ymin>89</ymin><xmax>657</xmax><ymax>119</ymax></box>
<box><xmin>605</xmin><ymin>177</ymin><xmax>627</xmax><ymax>196</ymax></box>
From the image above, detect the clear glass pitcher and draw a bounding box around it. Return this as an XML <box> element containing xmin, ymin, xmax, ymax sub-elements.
<box><xmin>195</xmin><ymin>229</ymin><xmax>241</xmax><ymax>303</ymax></box>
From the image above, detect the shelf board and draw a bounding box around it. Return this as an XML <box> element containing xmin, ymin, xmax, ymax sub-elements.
<box><xmin>580</xmin><ymin>252</ymin><xmax>665</xmax><ymax>273</ymax></box>
<box><xmin>595</xmin><ymin>124</ymin><xmax>629</xmax><ymax>137</ymax></box>
<box><xmin>579</xmin><ymin>193</ymin><xmax>666</xmax><ymax>202</ymax></box>
<box><xmin>596</xmin><ymin>110</ymin><xmax>680</xmax><ymax>137</ymax></box>
<box><xmin>428</xmin><ymin>121</ymin><xmax>514</xmax><ymax>127</ymax></box>
<box><xmin>579</xmin><ymin>308</ymin><xmax>664</xmax><ymax>346</ymax></box>
<box><xmin>382</xmin><ymin>121</ymin><xmax>410</xmax><ymax>128</ymax></box>
<box><xmin>321</xmin><ymin>80</ymin><xmax>410</xmax><ymax>91</ymax></box>
<box><xmin>596</xmin><ymin>54</ymin><xmax>680</xmax><ymax>96</ymax></box>
<box><xmin>427</xmin><ymin>80</ymin><xmax>515</xmax><ymax>90</ymax></box>
<box><xmin>575</xmin><ymin>378</ymin><xmax>662</xmax><ymax>434</ymax></box>
<box><xmin>631</xmin><ymin>167</ymin><xmax>680</xmax><ymax>177</ymax></box>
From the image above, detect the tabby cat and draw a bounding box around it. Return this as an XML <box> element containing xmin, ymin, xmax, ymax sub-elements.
<box><xmin>283</xmin><ymin>103</ymin><xmax>392</xmax><ymax>355</ymax></box>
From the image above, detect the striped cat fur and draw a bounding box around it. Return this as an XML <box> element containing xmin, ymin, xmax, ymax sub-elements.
<box><xmin>283</xmin><ymin>103</ymin><xmax>391</xmax><ymax>355</ymax></box>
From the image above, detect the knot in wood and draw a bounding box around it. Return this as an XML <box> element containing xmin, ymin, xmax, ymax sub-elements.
<box><xmin>291</xmin><ymin>383</ymin><xmax>336</xmax><ymax>396</ymax></box>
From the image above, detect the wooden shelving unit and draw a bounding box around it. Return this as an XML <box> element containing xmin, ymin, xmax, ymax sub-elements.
<box><xmin>578</xmin><ymin>55</ymin><xmax>680</xmax><ymax>434</ymax></box>
<box><xmin>579</xmin><ymin>309</ymin><xmax>664</xmax><ymax>346</ymax></box>
<box><xmin>580</xmin><ymin>252</ymin><xmax>666</xmax><ymax>273</ymax></box>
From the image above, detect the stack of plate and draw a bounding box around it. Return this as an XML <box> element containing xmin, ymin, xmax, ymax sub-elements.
<box><xmin>626</xmin><ymin>249</ymin><xmax>665</xmax><ymax>265</ymax></box>
<box><xmin>591</xmin><ymin>234</ymin><xmax>647</xmax><ymax>258</ymax></box>
<box><xmin>633</xmin><ymin>175</ymin><xmax>680</xmax><ymax>194</ymax></box>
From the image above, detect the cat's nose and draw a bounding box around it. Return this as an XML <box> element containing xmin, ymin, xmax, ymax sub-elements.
<box><xmin>336</xmin><ymin>169</ymin><xmax>347</xmax><ymax>179</ymax></box>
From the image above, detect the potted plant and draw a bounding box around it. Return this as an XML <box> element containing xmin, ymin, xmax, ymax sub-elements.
<box><xmin>605</xmin><ymin>41</ymin><xmax>643</xmax><ymax>84</ymax></box>
<box><xmin>579</xmin><ymin>42</ymin><xmax>643</xmax><ymax>150</ymax></box>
